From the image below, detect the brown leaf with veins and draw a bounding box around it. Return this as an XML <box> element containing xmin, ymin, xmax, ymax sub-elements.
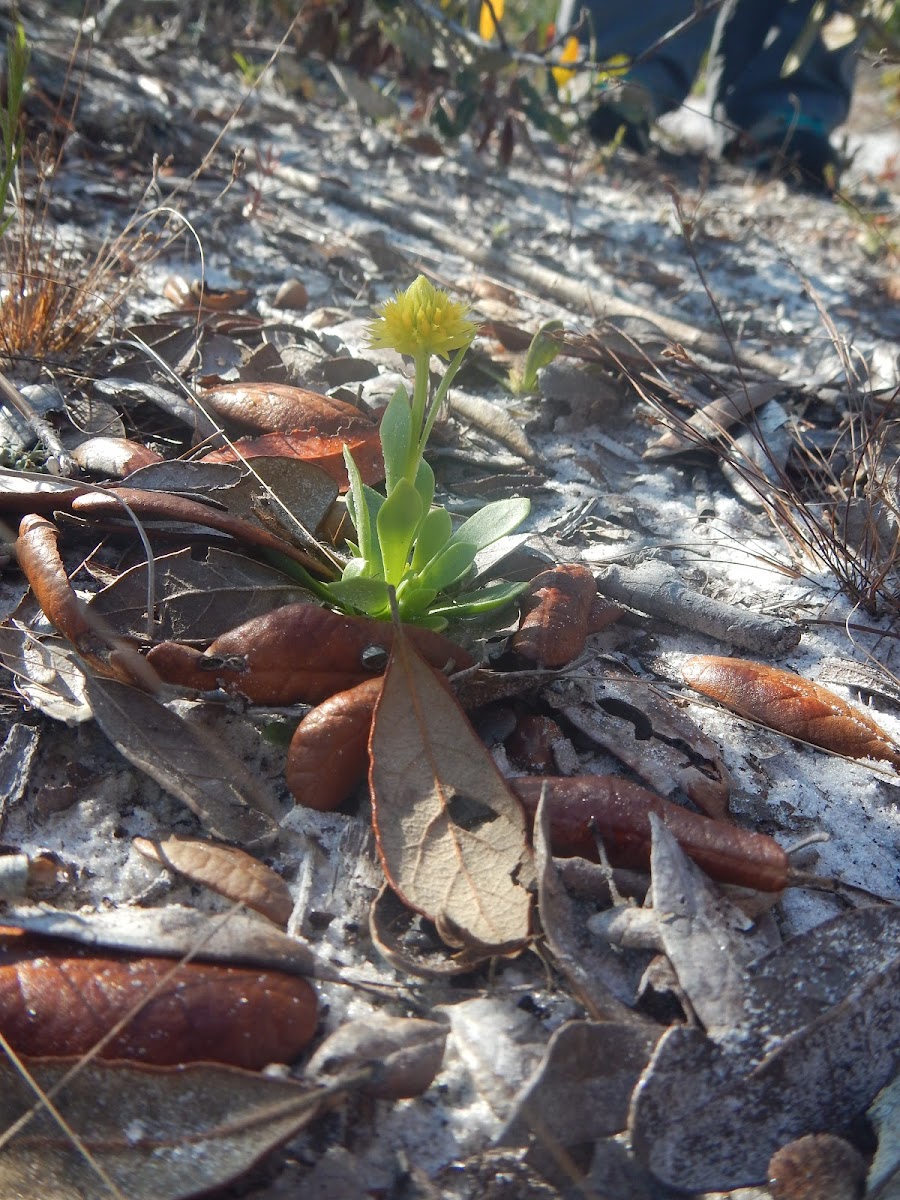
<box><xmin>147</xmin><ymin>602</ymin><xmax>474</xmax><ymax>705</ymax></box>
<box><xmin>0</xmin><ymin>927</ymin><xmax>316</xmax><ymax>1068</ymax></box>
<box><xmin>200</xmin><ymin>382</ymin><xmax>371</xmax><ymax>434</ymax></box>
<box><xmin>133</xmin><ymin>835</ymin><xmax>293</xmax><ymax>927</ymax></box>
<box><xmin>369</xmin><ymin>632</ymin><xmax>534</xmax><ymax>953</ymax></box>
<box><xmin>201</xmin><ymin>427</ymin><xmax>385</xmax><ymax>491</ymax></box>
<box><xmin>683</xmin><ymin>655</ymin><xmax>900</xmax><ymax>768</ymax></box>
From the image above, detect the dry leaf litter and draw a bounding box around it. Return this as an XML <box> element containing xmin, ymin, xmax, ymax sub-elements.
<box><xmin>0</xmin><ymin>5</ymin><xmax>899</xmax><ymax>1198</ymax></box>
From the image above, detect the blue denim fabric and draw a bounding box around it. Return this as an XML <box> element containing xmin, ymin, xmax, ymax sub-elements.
<box><xmin>557</xmin><ymin>0</ymin><xmax>860</xmax><ymax>142</ymax></box>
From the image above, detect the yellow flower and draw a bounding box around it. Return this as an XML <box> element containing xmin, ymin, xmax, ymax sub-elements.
<box><xmin>552</xmin><ymin>35</ymin><xmax>580</xmax><ymax>88</ymax></box>
<box><xmin>478</xmin><ymin>0</ymin><xmax>503</xmax><ymax>40</ymax></box>
<box><xmin>368</xmin><ymin>275</ymin><xmax>478</xmax><ymax>359</ymax></box>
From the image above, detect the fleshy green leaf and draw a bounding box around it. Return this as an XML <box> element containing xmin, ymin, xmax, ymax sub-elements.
<box><xmin>417</xmin><ymin>541</ymin><xmax>477</xmax><ymax>594</ymax></box>
<box><xmin>411</xmin><ymin>507</ymin><xmax>453</xmax><ymax>573</ymax></box>
<box><xmin>326</xmin><ymin>576</ymin><xmax>392</xmax><ymax>616</ymax></box>
<box><xmin>427</xmin><ymin>579</ymin><xmax>528</xmax><ymax>619</ymax></box>
<box><xmin>342</xmin><ymin>448</ymin><xmax>374</xmax><ymax>568</ymax></box>
<box><xmin>448</xmin><ymin>497</ymin><xmax>530</xmax><ymax>554</ymax></box>
<box><xmin>376</xmin><ymin>477</ymin><xmax>423</xmax><ymax>586</ymax></box>
<box><xmin>380</xmin><ymin>384</ymin><xmax>412</xmax><ymax>493</ymax></box>
<box><xmin>414</xmin><ymin>457</ymin><xmax>435</xmax><ymax>516</ymax></box>
<box><xmin>396</xmin><ymin>582</ymin><xmax>439</xmax><ymax>619</ymax></box>
<box><xmin>521</xmin><ymin>320</ymin><xmax>564</xmax><ymax>393</ymax></box>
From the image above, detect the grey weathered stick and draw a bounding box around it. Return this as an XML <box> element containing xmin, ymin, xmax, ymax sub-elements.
<box><xmin>281</xmin><ymin>168</ymin><xmax>789</xmax><ymax>380</ymax></box>
<box><xmin>594</xmin><ymin>561</ymin><xmax>802</xmax><ymax>656</ymax></box>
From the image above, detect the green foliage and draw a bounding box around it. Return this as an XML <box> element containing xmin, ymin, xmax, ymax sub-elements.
<box><xmin>508</xmin><ymin>319</ymin><xmax>564</xmax><ymax>394</ymax></box>
<box><xmin>323</xmin><ymin>276</ymin><xmax>530</xmax><ymax>630</ymax></box>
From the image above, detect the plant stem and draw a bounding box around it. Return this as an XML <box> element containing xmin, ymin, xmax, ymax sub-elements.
<box><xmin>407</xmin><ymin>348</ymin><xmax>431</xmax><ymax>482</ymax></box>
<box><xmin>418</xmin><ymin>343</ymin><xmax>468</xmax><ymax>462</ymax></box>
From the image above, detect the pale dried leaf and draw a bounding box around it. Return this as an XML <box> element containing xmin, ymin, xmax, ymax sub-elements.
<box><xmin>370</xmin><ymin>635</ymin><xmax>534</xmax><ymax>953</ymax></box>
<box><xmin>648</xmin><ymin>813</ymin><xmax>775</xmax><ymax>1036</ymax></box>
<box><xmin>91</xmin><ymin>547</ymin><xmax>314</xmax><ymax>643</ymax></box>
<box><xmin>868</xmin><ymin>1073</ymin><xmax>900</xmax><ymax>1200</ymax></box>
<box><xmin>133</xmin><ymin>835</ymin><xmax>294</xmax><ymax>927</ymax></box>
<box><xmin>500</xmin><ymin>1020</ymin><xmax>659</xmax><ymax>1151</ymax></box>
<box><xmin>308</xmin><ymin>1014</ymin><xmax>447</xmax><ymax>1099</ymax></box>
<box><xmin>84</xmin><ymin>676</ymin><xmax>279</xmax><ymax>848</ymax></box>
<box><xmin>533</xmin><ymin>788</ymin><xmax>645</xmax><ymax>1020</ymax></box>
<box><xmin>0</xmin><ymin>1058</ymin><xmax>341</xmax><ymax>1200</ymax></box>
<box><xmin>630</xmin><ymin>907</ymin><xmax>900</xmax><ymax>1191</ymax></box>
<box><xmin>0</xmin><ymin>903</ymin><xmax>345</xmax><ymax>982</ymax></box>
<box><xmin>550</xmin><ymin>673</ymin><xmax>731</xmax><ymax>818</ymax></box>
<box><xmin>448</xmin><ymin>392</ymin><xmax>539</xmax><ymax>463</ymax></box>
<box><xmin>0</xmin><ymin>628</ymin><xmax>92</xmax><ymax>724</ymax></box>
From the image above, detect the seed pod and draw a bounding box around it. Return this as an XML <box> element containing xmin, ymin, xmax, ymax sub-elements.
<box><xmin>511</xmin><ymin>775</ymin><xmax>790</xmax><ymax>892</ymax></box>
<box><xmin>683</xmin><ymin>655</ymin><xmax>900</xmax><ymax>768</ymax></box>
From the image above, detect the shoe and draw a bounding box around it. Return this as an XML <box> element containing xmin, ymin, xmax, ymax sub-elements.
<box><xmin>722</xmin><ymin>120</ymin><xmax>841</xmax><ymax>193</ymax></box>
<box><xmin>586</xmin><ymin>81</ymin><xmax>655</xmax><ymax>154</ymax></box>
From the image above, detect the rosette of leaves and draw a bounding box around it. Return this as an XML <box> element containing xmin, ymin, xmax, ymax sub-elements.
<box><xmin>324</xmin><ymin>276</ymin><xmax>530</xmax><ymax>630</ymax></box>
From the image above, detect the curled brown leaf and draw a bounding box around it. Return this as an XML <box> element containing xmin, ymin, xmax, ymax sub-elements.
<box><xmin>286</xmin><ymin>676</ymin><xmax>382</xmax><ymax>810</ymax></box>
<box><xmin>147</xmin><ymin>603</ymin><xmax>474</xmax><ymax>705</ymax></box>
<box><xmin>0</xmin><ymin>927</ymin><xmax>317</xmax><ymax>1068</ymax></box>
<box><xmin>512</xmin><ymin>565</ymin><xmax>614</xmax><ymax>668</ymax></box>
<box><xmin>512</xmin><ymin>775</ymin><xmax>790</xmax><ymax>892</ymax></box>
<box><xmin>683</xmin><ymin>655</ymin><xmax>900</xmax><ymax>768</ymax></box>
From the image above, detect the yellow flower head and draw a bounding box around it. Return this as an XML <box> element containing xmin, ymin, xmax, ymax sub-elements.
<box><xmin>368</xmin><ymin>275</ymin><xmax>478</xmax><ymax>359</ymax></box>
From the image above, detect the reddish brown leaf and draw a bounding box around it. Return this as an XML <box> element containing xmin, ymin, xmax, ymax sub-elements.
<box><xmin>512</xmin><ymin>565</ymin><xmax>610</xmax><ymax>667</ymax></box>
<box><xmin>201</xmin><ymin>427</ymin><xmax>385</xmax><ymax>490</ymax></box>
<box><xmin>505</xmin><ymin>714</ymin><xmax>566</xmax><ymax>773</ymax></box>
<box><xmin>200</xmin><ymin>382</ymin><xmax>371</xmax><ymax>435</ymax></box>
<box><xmin>512</xmin><ymin>775</ymin><xmax>790</xmax><ymax>892</ymax></box>
<box><xmin>133</xmin><ymin>836</ymin><xmax>294</xmax><ymax>927</ymax></box>
<box><xmin>286</xmin><ymin>676</ymin><xmax>382</xmax><ymax>810</ymax></box>
<box><xmin>0</xmin><ymin>928</ymin><xmax>317</xmax><ymax>1068</ymax></box>
<box><xmin>147</xmin><ymin>603</ymin><xmax>474</xmax><ymax>706</ymax></box>
<box><xmin>70</xmin><ymin>486</ymin><xmax>331</xmax><ymax>578</ymax></box>
<box><xmin>682</xmin><ymin>655</ymin><xmax>900</xmax><ymax>768</ymax></box>
<box><xmin>15</xmin><ymin>515</ymin><xmax>136</xmax><ymax>682</ymax></box>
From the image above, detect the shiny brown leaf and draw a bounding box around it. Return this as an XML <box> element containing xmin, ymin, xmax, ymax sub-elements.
<box><xmin>512</xmin><ymin>565</ymin><xmax>610</xmax><ymax>668</ymax></box>
<box><xmin>683</xmin><ymin>655</ymin><xmax>900</xmax><ymax>768</ymax></box>
<box><xmin>286</xmin><ymin>676</ymin><xmax>382</xmax><ymax>810</ymax></box>
<box><xmin>147</xmin><ymin>602</ymin><xmax>474</xmax><ymax>706</ymax></box>
<box><xmin>512</xmin><ymin>775</ymin><xmax>790</xmax><ymax>892</ymax></box>
<box><xmin>0</xmin><ymin>927</ymin><xmax>316</xmax><ymax>1068</ymax></box>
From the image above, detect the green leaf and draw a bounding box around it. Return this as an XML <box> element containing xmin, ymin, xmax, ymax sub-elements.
<box><xmin>414</xmin><ymin>457</ymin><xmax>435</xmax><ymax>516</ymax></box>
<box><xmin>343</xmin><ymin>448</ymin><xmax>386</xmax><ymax>579</ymax></box>
<box><xmin>448</xmin><ymin>497</ymin><xmax>530</xmax><ymax>554</ymax></box>
<box><xmin>520</xmin><ymin>319</ymin><xmax>564</xmax><ymax>393</ymax></box>
<box><xmin>396</xmin><ymin>581</ymin><xmax>439</xmax><ymax>619</ymax></box>
<box><xmin>411</xmin><ymin>507</ymin><xmax>453</xmax><ymax>573</ymax></box>
<box><xmin>417</xmin><ymin>540</ymin><xmax>477</xmax><ymax>594</ymax></box>
<box><xmin>427</xmin><ymin>579</ymin><xmax>528</xmax><ymax>619</ymax></box>
<box><xmin>380</xmin><ymin>384</ymin><xmax>412</xmax><ymax>493</ymax></box>
<box><xmin>376</xmin><ymin>477</ymin><xmax>423</xmax><ymax>586</ymax></box>
<box><xmin>325</xmin><ymin>576</ymin><xmax>392</xmax><ymax>616</ymax></box>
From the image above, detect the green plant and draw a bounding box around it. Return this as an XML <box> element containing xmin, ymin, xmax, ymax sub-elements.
<box><xmin>508</xmin><ymin>318</ymin><xmax>563</xmax><ymax>394</ymax></box>
<box><xmin>323</xmin><ymin>275</ymin><xmax>530</xmax><ymax>630</ymax></box>
<box><xmin>0</xmin><ymin>23</ymin><xmax>29</xmax><ymax>239</ymax></box>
